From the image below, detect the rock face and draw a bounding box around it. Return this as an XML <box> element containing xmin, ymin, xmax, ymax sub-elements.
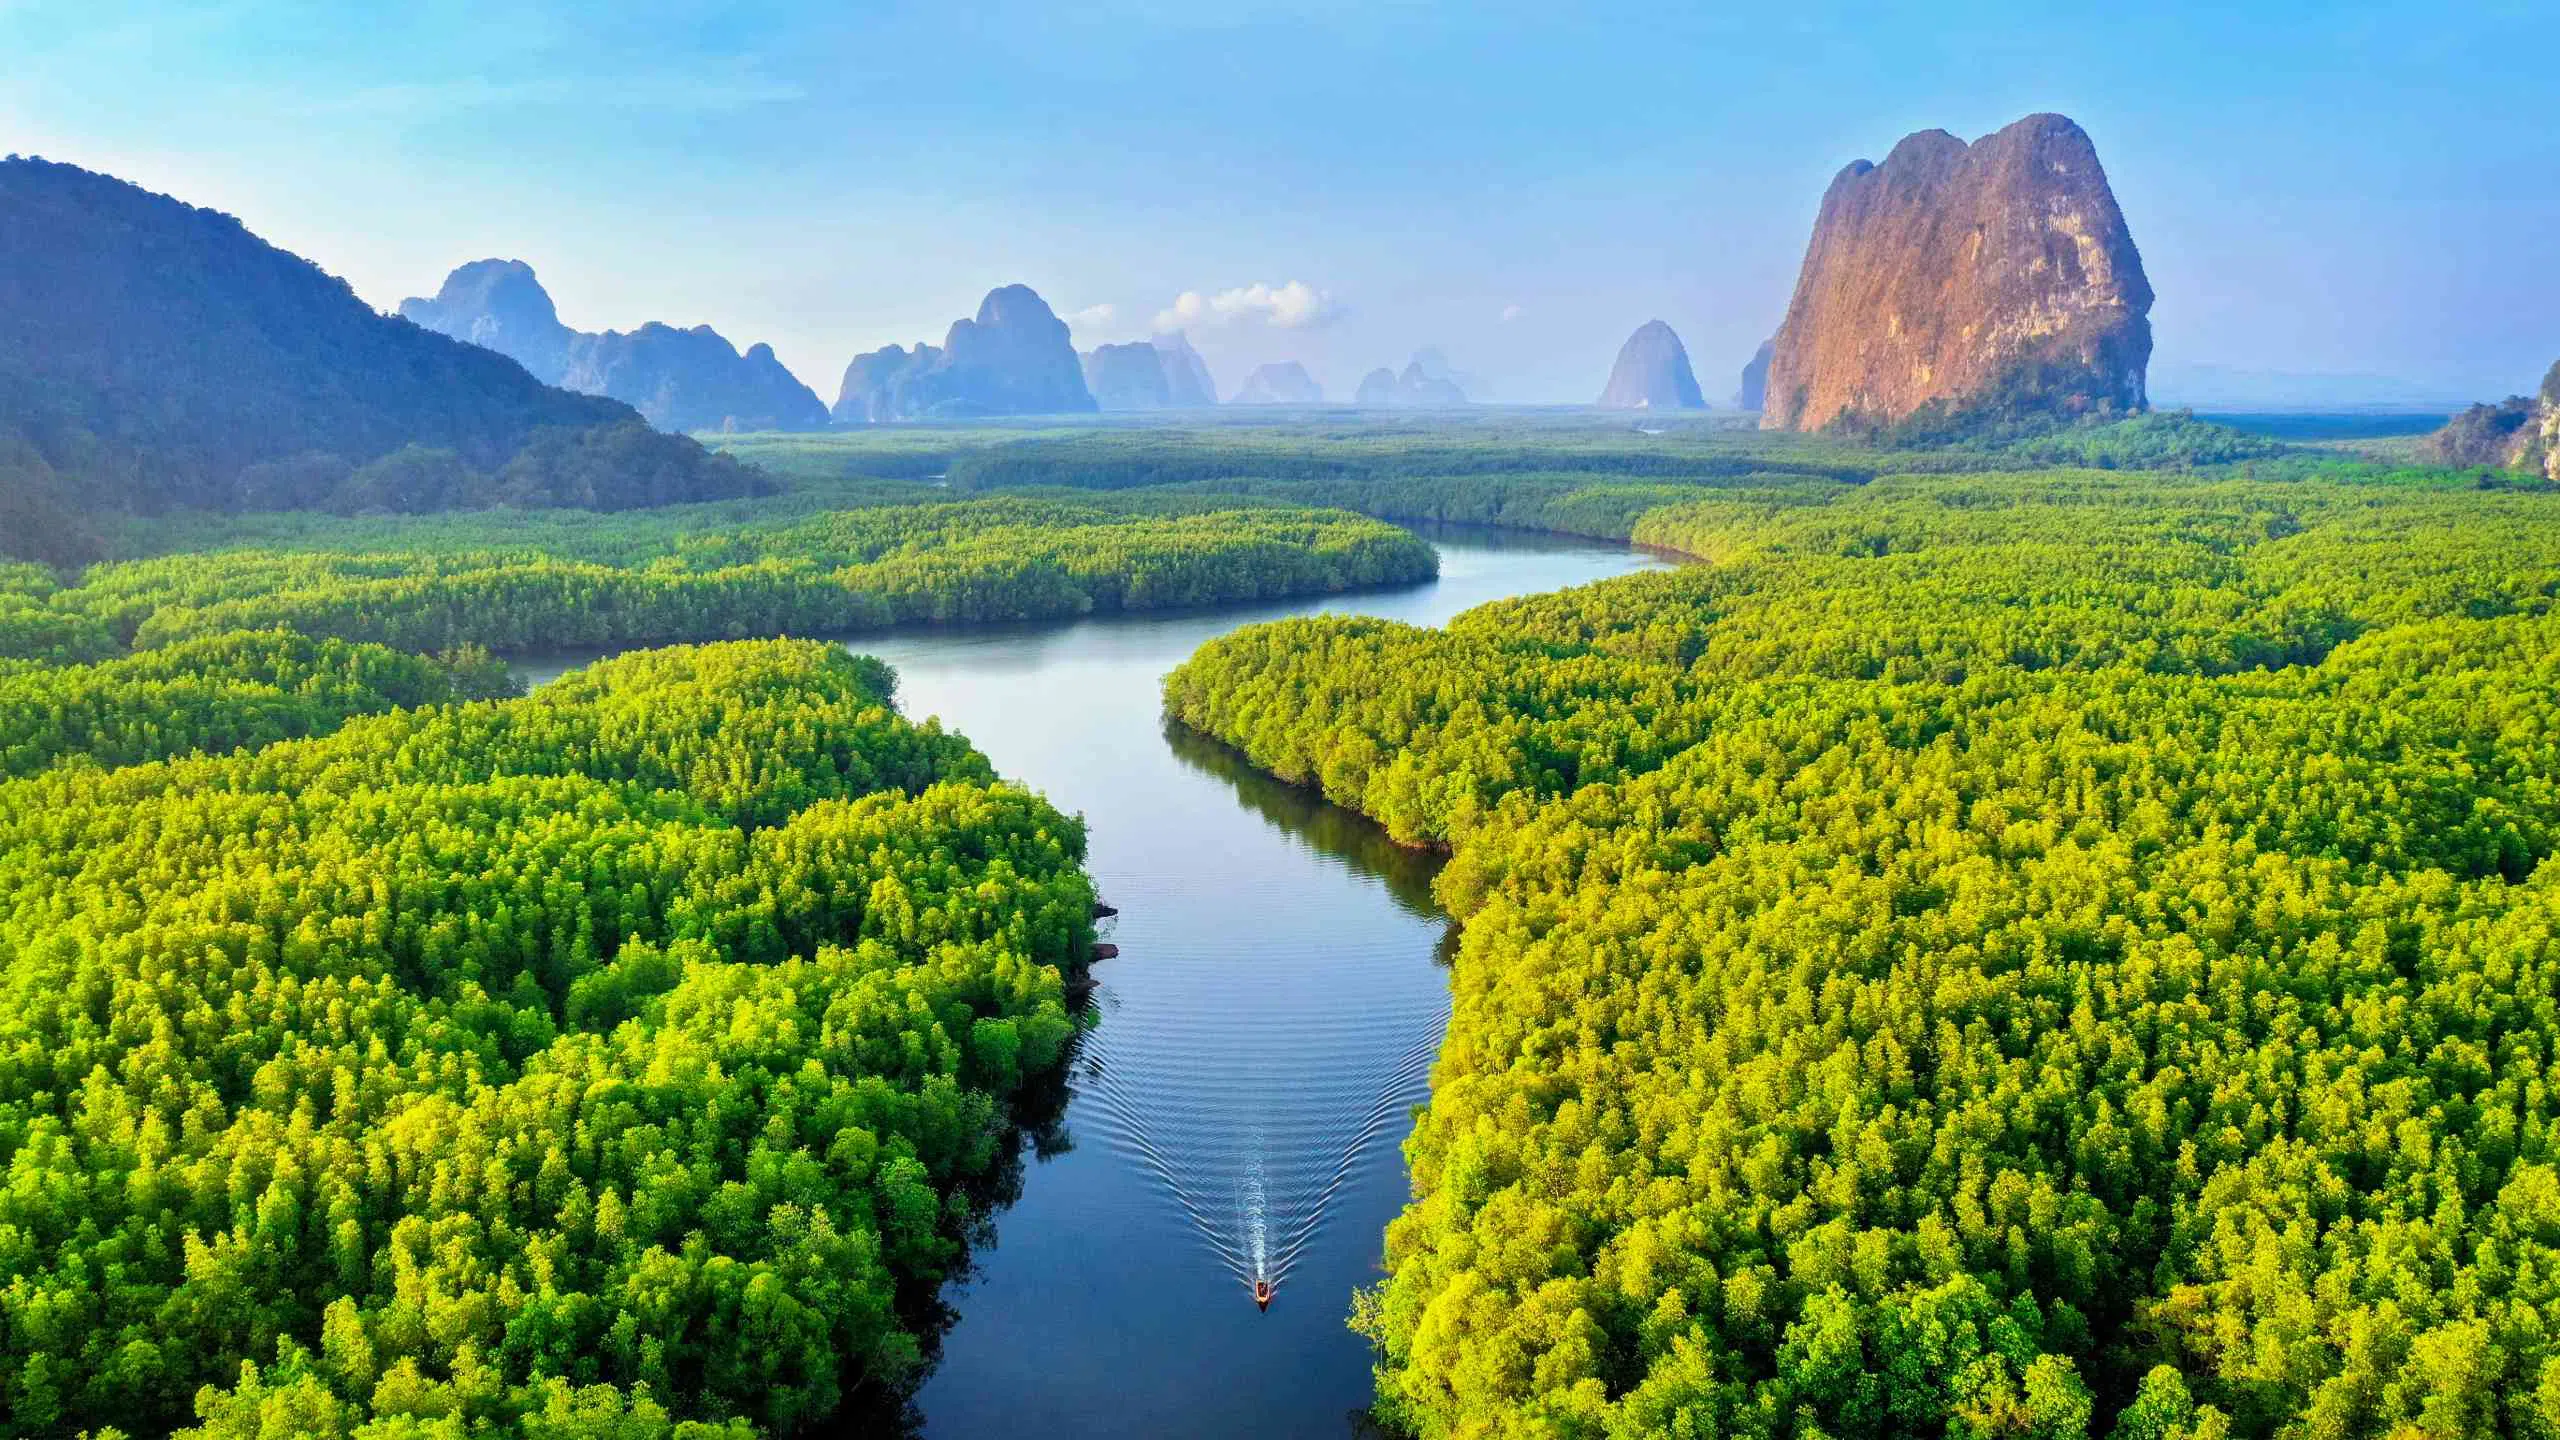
<box><xmin>562</xmin><ymin>327</ymin><xmax>829</xmax><ymax>432</ymax></box>
<box><xmin>1597</xmin><ymin>321</ymin><xmax>1706</xmax><ymax>410</ymax></box>
<box><xmin>832</xmin><ymin>284</ymin><xmax>1097</xmax><ymax>421</ymax></box>
<box><xmin>1356</xmin><ymin>359</ymin><xmax>1468</xmax><ymax>408</ymax></box>
<box><xmin>400</xmin><ymin>261</ymin><xmax>828</xmax><ymax>432</ymax></box>
<box><xmin>2422</xmin><ymin>361</ymin><xmax>2560</xmax><ymax>479</ymax></box>
<box><xmin>833</xmin><ymin>345</ymin><xmax>931</xmax><ymax>424</ymax></box>
<box><xmin>1153</xmin><ymin>331</ymin><xmax>1219</xmax><ymax>408</ymax></box>
<box><xmin>1083</xmin><ymin>342</ymin><xmax>1174</xmax><ymax>410</ymax></box>
<box><xmin>398</xmin><ymin>259</ymin><xmax>573</xmax><ymax>382</ymax></box>
<box><xmin>1761</xmin><ymin>113</ymin><xmax>2153</xmax><ymax>432</ymax></box>
<box><xmin>1232</xmin><ymin>361</ymin><xmax>1324</xmax><ymax>406</ymax></box>
<box><xmin>1737</xmin><ymin>339</ymin><xmax>1774</xmax><ymax>411</ymax></box>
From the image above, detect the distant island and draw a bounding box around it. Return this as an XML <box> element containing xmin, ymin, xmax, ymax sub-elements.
<box><xmin>835</xmin><ymin>284</ymin><xmax>1097</xmax><ymax>421</ymax></box>
<box><xmin>400</xmin><ymin>260</ymin><xmax>830</xmax><ymax>433</ymax></box>
<box><xmin>1232</xmin><ymin>361</ymin><xmax>1324</xmax><ymax>405</ymax></box>
<box><xmin>1356</xmin><ymin>356</ymin><xmax>1467</xmax><ymax>408</ymax></box>
<box><xmin>1083</xmin><ymin>333</ymin><xmax>1220</xmax><ymax>410</ymax></box>
<box><xmin>1597</xmin><ymin>320</ymin><xmax>1706</xmax><ymax>410</ymax></box>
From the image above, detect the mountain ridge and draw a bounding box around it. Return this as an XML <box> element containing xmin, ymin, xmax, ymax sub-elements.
<box><xmin>0</xmin><ymin>155</ymin><xmax>760</xmax><ymax>556</ymax></box>
<box><xmin>401</xmin><ymin>261</ymin><xmax>829</xmax><ymax>432</ymax></box>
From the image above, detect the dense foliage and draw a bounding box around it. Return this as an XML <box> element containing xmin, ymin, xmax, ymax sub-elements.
<box><xmin>0</xmin><ymin>628</ymin><xmax>511</xmax><ymax>779</ymax></box>
<box><xmin>0</xmin><ymin>640</ymin><xmax>1094</xmax><ymax>1438</ymax></box>
<box><xmin>700</xmin><ymin>417</ymin><xmax>2325</xmax><ymax>560</ymax></box>
<box><xmin>0</xmin><ymin>156</ymin><xmax>765</xmax><ymax>564</ymax></box>
<box><xmin>937</xmin><ymin>428</ymin><xmax>1876</xmax><ymax>493</ymax></box>
<box><xmin>2001</xmin><ymin>413</ymin><xmax>2286</xmax><ymax>469</ymax></box>
<box><xmin>0</xmin><ymin>452</ymin><xmax>1451</xmax><ymax>1436</ymax></box>
<box><xmin>4</xmin><ymin>499</ymin><xmax>1435</xmax><ymax>658</ymax></box>
<box><xmin>1165</xmin><ymin>470</ymin><xmax>2560</xmax><ymax>1439</ymax></box>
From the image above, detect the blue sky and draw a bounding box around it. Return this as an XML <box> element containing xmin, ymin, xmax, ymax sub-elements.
<box><xmin>2</xmin><ymin>1</ymin><xmax>2551</xmax><ymax>405</ymax></box>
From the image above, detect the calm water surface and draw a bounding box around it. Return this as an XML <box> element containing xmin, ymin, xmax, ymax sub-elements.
<box><xmin>518</xmin><ymin>527</ymin><xmax>1666</xmax><ymax>1438</ymax></box>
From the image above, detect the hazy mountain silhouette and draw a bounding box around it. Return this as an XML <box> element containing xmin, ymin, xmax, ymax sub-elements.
<box><xmin>0</xmin><ymin>156</ymin><xmax>761</xmax><ymax>554</ymax></box>
<box><xmin>402</xmin><ymin>260</ymin><xmax>829</xmax><ymax>432</ymax></box>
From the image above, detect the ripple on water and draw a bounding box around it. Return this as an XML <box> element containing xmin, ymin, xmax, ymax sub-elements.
<box><xmin>1073</xmin><ymin>940</ymin><xmax>1450</xmax><ymax>1301</ymax></box>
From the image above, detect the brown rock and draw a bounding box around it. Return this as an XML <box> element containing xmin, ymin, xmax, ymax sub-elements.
<box><xmin>2423</xmin><ymin>361</ymin><xmax>2560</xmax><ymax>479</ymax></box>
<box><xmin>1762</xmin><ymin>113</ymin><xmax>2153</xmax><ymax>432</ymax></box>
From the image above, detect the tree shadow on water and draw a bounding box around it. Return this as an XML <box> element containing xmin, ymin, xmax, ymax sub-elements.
<box><xmin>1158</xmin><ymin>717</ymin><xmax>1453</xmax><ymax>930</ymax></box>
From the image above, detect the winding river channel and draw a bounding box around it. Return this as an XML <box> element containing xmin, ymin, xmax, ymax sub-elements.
<box><xmin>519</xmin><ymin>526</ymin><xmax>1666</xmax><ymax>1438</ymax></box>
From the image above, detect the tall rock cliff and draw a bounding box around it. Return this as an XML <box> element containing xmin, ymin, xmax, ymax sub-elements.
<box><xmin>1737</xmin><ymin>339</ymin><xmax>1773</xmax><ymax>411</ymax></box>
<box><xmin>1084</xmin><ymin>341</ymin><xmax>1174</xmax><ymax>410</ymax></box>
<box><xmin>832</xmin><ymin>284</ymin><xmax>1097</xmax><ymax>421</ymax></box>
<box><xmin>1597</xmin><ymin>321</ymin><xmax>1706</xmax><ymax>410</ymax></box>
<box><xmin>833</xmin><ymin>345</ymin><xmax>934</xmax><ymax>424</ymax></box>
<box><xmin>400</xmin><ymin>261</ymin><xmax>827</xmax><ymax>432</ymax></box>
<box><xmin>398</xmin><ymin>259</ymin><xmax>574</xmax><ymax>383</ymax></box>
<box><xmin>1153</xmin><ymin>330</ymin><xmax>1219</xmax><ymax>408</ymax></box>
<box><xmin>560</xmin><ymin>325</ymin><xmax>830</xmax><ymax>433</ymax></box>
<box><xmin>1761</xmin><ymin>113</ymin><xmax>2153</xmax><ymax>432</ymax></box>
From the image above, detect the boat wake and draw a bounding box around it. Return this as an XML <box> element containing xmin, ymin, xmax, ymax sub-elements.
<box><xmin>1075</xmin><ymin>940</ymin><xmax>1448</xmax><ymax>1306</ymax></box>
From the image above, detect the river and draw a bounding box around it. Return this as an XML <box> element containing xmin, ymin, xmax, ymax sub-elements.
<box><xmin>516</xmin><ymin>525</ymin><xmax>1666</xmax><ymax>1438</ymax></box>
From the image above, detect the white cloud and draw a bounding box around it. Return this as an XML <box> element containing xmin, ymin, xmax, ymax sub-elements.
<box><xmin>1064</xmin><ymin>302</ymin><xmax>1117</xmax><ymax>333</ymax></box>
<box><xmin>1154</xmin><ymin>279</ymin><xmax>1342</xmax><ymax>332</ymax></box>
<box><xmin>1500</xmin><ymin>303</ymin><xmax>1524</xmax><ymax>322</ymax></box>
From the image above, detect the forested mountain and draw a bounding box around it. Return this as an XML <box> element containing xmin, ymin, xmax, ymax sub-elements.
<box><xmin>0</xmin><ymin>158</ymin><xmax>765</xmax><ymax>557</ymax></box>
<box><xmin>1166</xmin><ymin>470</ymin><xmax>2560</xmax><ymax>1440</ymax></box>
<box><xmin>401</xmin><ymin>260</ymin><xmax>832</xmax><ymax>433</ymax></box>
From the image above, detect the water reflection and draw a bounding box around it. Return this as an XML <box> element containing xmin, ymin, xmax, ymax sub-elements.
<box><xmin>1157</xmin><ymin>719</ymin><xmax>1447</xmax><ymax>921</ymax></box>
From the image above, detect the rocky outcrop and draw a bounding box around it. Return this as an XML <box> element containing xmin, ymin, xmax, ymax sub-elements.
<box><xmin>401</xmin><ymin>260</ymin><xmax>827</xmax><ymax>432</ymax></box>
<box><xmin>1084</xmin><ymin>342</ymin><xmax>1174</xmax><ymax>410</ymax></box>
<box><xmin>1737</xmin><ymin>339</ymin><xmax>1773</xmax><ymax>411</ymax></box>
<box><xmin>1356</xmin><ymin>359</ymin><xmax>1467</xmax><ymax>408</ymax></box>
<box><xmin>398</xmin><ymin>259</ymin><xmax>574</xmax><ymax>382</ymax></box>
<box><xmin>1597</xmin><ymin>321</ymin><xmax>1705</xmax><ymax>410</ymax></box>
<box><xmin>1153</xmin><ymin>330</ymin><xmax>1220</xmax><ymax>407</ymax></box>
<box><xmin>832</xmin><ymin>284</ymin><xmax>1097</xmax><ymax>421</ymax></box>
<box><xmin>2423</xmin><ymin>361</ymin><xmax>2560</xmax><ymax>478</ymax></box>
<box><xmin>833</xmin><ymin>345</ymin><xmax>932</xmax><ymax>424</ymax></box>
<box><xmin>2541</xmin><ymin>364</ymin><xmax>2560</xmax><ymax>481</ymax></box>
<box><xmin>1232</xmin><ymin>361</ymin><xmax>1324</xmax><ymax>406</ymax></box>
<box><xmin>561</xmin><ymin>327</ymin><xmax>828</xmax><ymax>432</ymax></box>
<box><xmin>1761</xmin><ymin>113</ymin><xmax>2153</xmax><ymax>432</ymax></box>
